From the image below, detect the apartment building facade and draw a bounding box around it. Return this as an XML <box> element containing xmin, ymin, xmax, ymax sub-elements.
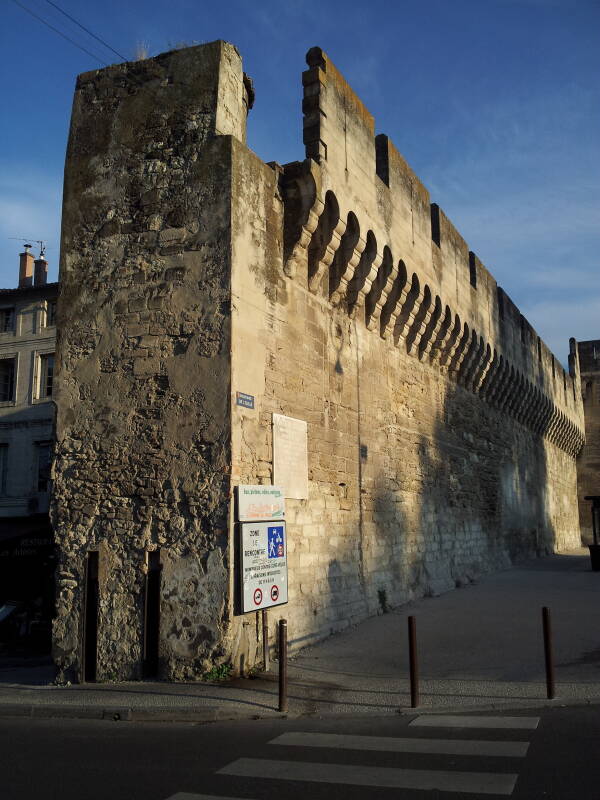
<box><xmin>0</xmin><ymin>246</ymin><xmax>57</xmax><ymax>649</ymax></box>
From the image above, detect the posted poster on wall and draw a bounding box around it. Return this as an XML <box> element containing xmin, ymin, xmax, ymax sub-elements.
<box><xmin>273</xmin><ymin>413</ymin><xmax>308</xmax><ymax>499</ymax></box>
<box><xmin>240</xmin><ymin>520</ymin><xmax>288</xmax><ymax>613</ymax></box>
<box><xmin>236</xmin><ymin>485</ymin><xmax>285</xmax><ymax>522</ymax></box>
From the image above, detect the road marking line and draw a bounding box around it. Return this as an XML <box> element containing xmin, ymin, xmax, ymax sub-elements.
<box><xmin>410</xmin><ymin>715</ymin><xmax>540</xmax><ymax>730</ymax></box>
<box><xmin>269</xmin><ymin>731</ymin><xmax>529</xmax><ymax>757</ymax></box>
<box><xmin>218</xmin><ymin>757</ymin><xmax>519</xmax><ymax>795</ymax></box>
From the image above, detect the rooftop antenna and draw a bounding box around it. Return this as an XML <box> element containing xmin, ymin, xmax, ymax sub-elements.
<box><xmin>8</xmin><ymin>237</ymin><xmax>47</xmax><ymax>259</ymax></box>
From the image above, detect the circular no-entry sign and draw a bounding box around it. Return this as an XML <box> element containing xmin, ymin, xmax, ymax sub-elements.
<box><xmin>271</xmin><ymin>585</ymin><xmax>279</xmax><ymax>602</ymax></box>
<box><xmin>253</xmin><ymin>588</ymin><xmax>263</xmax><ymax>605</ymax></box>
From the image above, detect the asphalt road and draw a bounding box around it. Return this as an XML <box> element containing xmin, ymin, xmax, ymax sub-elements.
<box><xmin>3</xmin><ymin>705</ymin><xmax>600</xmax><ymax>800</ymax></box>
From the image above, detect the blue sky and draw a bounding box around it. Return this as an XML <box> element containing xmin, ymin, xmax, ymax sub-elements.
<box><xmin>1</xmin><ymin>0</ymin><xmax>598</xmax><ymax>365</ymax></box>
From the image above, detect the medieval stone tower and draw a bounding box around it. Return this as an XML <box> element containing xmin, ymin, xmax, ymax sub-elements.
<box><xmin>52</xmin><ymin>41</ymin><xmax>584</xmax><ymax>682</ymax></box>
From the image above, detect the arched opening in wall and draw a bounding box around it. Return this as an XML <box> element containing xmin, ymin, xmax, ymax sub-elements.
<box><xmin>365</xmin><ymin>245</ymin><xmax>393</xmax><ymax>328</ymax></box>
<box><xmin>563</xmin><ymin>370</ymin><xmax>567</xmax><ymax>402</ymax></box>
<box><xmin>537</xmin><ymin>337</ymin><xmax>542</xmax><ymax>363</ymax></box>
<box><xmin>551</xmin><ymin>355</ymin><xmax>555</xmax><ymax>380</ymax></box>
<box><xmin>307</xmin><ymin>190</ymin><xmax>340</xmax><ymax>293</ymax></box>
<box><xmin>520</xmin><ymin>315</ymin><xmax>526</xmax><ymax>344</ymax></box>
<box><xmin>330</xmin><ymin>211</ymin><xmax>360</xmax><ymax>302</ymax></box>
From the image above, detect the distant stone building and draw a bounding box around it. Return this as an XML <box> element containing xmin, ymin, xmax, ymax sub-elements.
<box><xmin>52</xmin><ymin>42</ymin><xmax>584</xmax><ymax>683</ymax></box>
<box><xmin>0</xmin><ymin>246</ymin><xmax>57</xmax><ymax>649</ymax></box>
<box><xmin>577</xmin><ymin>340</ymin><xmax>600</xmax><ymax>543</ymax></box>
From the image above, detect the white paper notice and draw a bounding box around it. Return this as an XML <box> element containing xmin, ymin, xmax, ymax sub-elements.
<box><xmin>273</xmin><ymin>413</ymin><xmax>308</xmax><ymax>499</ymax></box>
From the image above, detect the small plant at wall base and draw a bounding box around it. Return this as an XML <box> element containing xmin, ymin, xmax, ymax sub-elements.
<box><xmin>203</xmin><ymin>662</ymin><xmax>233</xmax><ymax>682</ymax></box>
<box><xmin>378</xmin><ymin>588</ymin><xmax>389</xmax><ymax>614</ymax></box>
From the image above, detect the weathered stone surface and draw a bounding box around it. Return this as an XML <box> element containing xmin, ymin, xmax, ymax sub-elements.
<box><xmin>52</xmin><ymin>42</ymin><xmax>248</xmax><ymax>681</ymax></box>
<box><xmin>53</xmin><ymin>42</ymin><xmax>584</xmax><ymax>682</ymax></box>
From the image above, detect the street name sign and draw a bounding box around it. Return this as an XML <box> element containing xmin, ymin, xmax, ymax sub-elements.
<box><xmin>240</xmin><ymin>521</ymin><xmax>288</xmax><ymax>613</ymax></box>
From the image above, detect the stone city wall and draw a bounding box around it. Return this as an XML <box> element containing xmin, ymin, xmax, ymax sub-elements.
<box><xmin>226</xmin><ymin>46</ymin><xmax>584</xmax><ymax>665</ymax></box>
<box><xmin>577</xmin><ymin>340</ymin><xmax>600</xmax><ymax>543</ymax></box>
<box><xmin>53</xmin><ymin>42</ymin><xmax>584</xmax><ymax>680</ymax></box>
<box><xmin>52</xmin><ymin>42</ymin><xmax>249</xmax><ymax>680</ymax></box>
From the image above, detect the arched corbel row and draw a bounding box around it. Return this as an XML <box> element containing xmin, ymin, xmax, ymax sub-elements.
<box><xmin>428</xmin><ymin>305</ymin><xmax>454</xmax><ymax>365</ymax></box>
<box><xmin>497</xmin><ymin>366</ymin><xmax>516</xmax><ymax>412</ymax></box>
<box><xmin>347</xmin><ymin>231</ymin><xmax>381</xmax><ymax>318</ymax></box>
<box><xmin>506</xmin><ymin>373</ymin><xmax>524</xmax><ymax>417</ymax></box>
<box><xmin>448</xmin><ymin>324</ymin><xmax>471</xmax><ymax>380</ymax></box>
<box><xmin>393</xmin><ymin>273</ymin><xmax>421</xmax><ymax>346</ymax></box>
<box><xmin>281</xmin><ymin>183</ymin><xmax>584</xmax><ymax>456</ymax></box>
<box><xmin>538</xmin><ymin>398</ymin><xmax>554</xmax><ymax>437</ymax></box>
<box><xmin>308</xmin><ymin>191</ymin><xmax>346</xmax><ymax>293</ymax></box>
<box><xmin>438</xmin><ymin>314</ymin><xmax>462</xmax><ymax>370</ymax></box>
<box><xmin>479</xmin><ymin>352</ymin><xmax>501</xmax><ymax>399</ymax></box>
<box><xmin>472</xmin><ymin>343</ymin><xmax>492</xmax><ymax>393</ymax></box>
<box><xmin>419</xmin><ymin>297</ymin><xmax>444</xmax><ymax>361</ymax></box>
<box><xmin>530</xmin><ymin>388</ymin><xmax>545</xmax><ymax>429</ymax></box>
<box><xmin>520</xmin><ymin>384</ymin><xmax>537</xmax><ymax>427</ymax></box>
<box><xmin>520</xmin><ymin>381</ymin><xmax>536</xmax><ymax>424</ymax></box>
<box><xmin>380</xmin><ymin>260</ymin><xmax>409</xmax><ymax>340</ymax></box>
<box><xmin>494</xmin><ymin>360</ymin><xmax>511</xmax><ymax>405</ymax></box>
<box><xmin>329</xmin><ymin>212</ymin><xmax>366</xmax><ymax>305</ymax></box>
<box><xmin>365</xmin><ymin>247</ymin><xmax>395</xmax><ymax>331</ymax></box>
<box><xmin>457</xmin><ymin>332</ymin><xmax>481</xmax><ymax>387</ymax></box>
<box><xmin>282</xmin><ymin>161</ymin><xmax>323</xmax><ymax>279</ymax></box>
<box><xmin>406</xmin><ymin>286</ymin><xmax>433</xmax><ymax>355</ymax></box>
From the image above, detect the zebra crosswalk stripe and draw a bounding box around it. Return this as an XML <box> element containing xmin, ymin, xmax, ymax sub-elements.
<box><xmin>269</xmin><ymin>730</ymin><xmax>529</xmax><ymax>757</ymax></box>
<box><xmin>218</xmin><ymin>757</ymin><xmax>519</xmax><ymax>795</ymax></box>
<box><xmin>409</xmin><ymin>715</ymin><xmax>540</xmax><ymax>730</ymax></box>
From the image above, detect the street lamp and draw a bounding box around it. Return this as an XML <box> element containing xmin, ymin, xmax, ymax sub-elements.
<box><xmin>584</xmin><ymin>496</ymin><xmax>600</xmax><ymax>571</ymax></box>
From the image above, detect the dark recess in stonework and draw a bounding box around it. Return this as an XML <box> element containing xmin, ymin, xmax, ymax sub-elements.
<box><xmin>82</xmin><ymin>551</ymin><xmax>99</xmax><ymax>683</ymax></box>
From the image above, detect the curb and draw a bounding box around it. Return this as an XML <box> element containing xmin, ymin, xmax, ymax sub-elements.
<box><xmin>1</xmin><ymin>695</ymin><xmax>599</xmax><ymax>724</ymax></box>
<box><xmin>0</xmin><ymin>703</ymin><xmax>289</xmax><ymax>724</ymax></box>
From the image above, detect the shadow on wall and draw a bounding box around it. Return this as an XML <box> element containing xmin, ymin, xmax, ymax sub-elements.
<box><xmin>361</xmin><ymin>375</ymin><xmax>555</xmax><ymax>617</ymax></box>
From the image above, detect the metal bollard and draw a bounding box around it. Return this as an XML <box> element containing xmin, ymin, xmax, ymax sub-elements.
<box><xmin>278</xmin><ymin>618</ymin><xmax>288</xmax><ymax>712</ymax></box>
<box><xmin>542</xmin><ymin>606</ymin><xmax>555</xmax><ymax>700</ymax></box>
<box><xmin>408</xmin><ymin>615</ymin><xmax>419</xmax><ymax>708</ymax></box>
<box><xmin>262</xmin><ymin>609</ymin><xmax>270</xmax><ymax>672</ymax></box>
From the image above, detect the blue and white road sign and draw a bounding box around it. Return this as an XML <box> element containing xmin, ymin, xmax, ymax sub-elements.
<box><xmin>240</xmin><ymin>521</ymin><xmax>288</xmax><ymax>613</ymax></box>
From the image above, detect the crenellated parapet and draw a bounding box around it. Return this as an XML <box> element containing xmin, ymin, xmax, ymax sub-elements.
<box><xmin>281</xmin><ymin>46</ymin><xmax>584</xmax><ymax>459</ymax></box>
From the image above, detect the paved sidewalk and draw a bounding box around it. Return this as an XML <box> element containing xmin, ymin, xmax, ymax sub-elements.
<box><xmin>1</xmin><ymin>548</ymin><xmax>599</xmax><ymax>722</ymax></box>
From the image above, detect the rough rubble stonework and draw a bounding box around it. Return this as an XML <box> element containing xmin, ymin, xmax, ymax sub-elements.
<box><xmin>53</xmin><ymin>41</ymin><xmax>585</xmax><ymax>681</ymax></box>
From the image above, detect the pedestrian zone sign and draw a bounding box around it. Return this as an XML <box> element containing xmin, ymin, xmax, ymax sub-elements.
<box><xmin>240</xmin><ymin>521</ymin><xmax>288</xmax><ymax>613</ymax></box>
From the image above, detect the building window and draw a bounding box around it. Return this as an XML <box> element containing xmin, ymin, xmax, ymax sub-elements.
<box><xmin>0</xmin><ymin>308</ymin><xmax>15</xmax><ymax>332</ymax></box>
<box><xmin>39</xmin><ymin>353</ymin><xmax>54</xmax><ymax>398</ymax></box>
<box><xmin>0</xmin><ymin>444</ymin><xmax>7</xmax><ymax>494</ymax></box>
<box><xmin>46</xmin><ymin>300</ymin><xmax>57</xmax><ymax>327</ymax></box>
<box><xmin>0</xmin><ymin>358</ymin><xmax>16</xmax><ymax>402</ymax></box>
<box><xmin>36</xmin><ymin>442</ymin><xmax>52</xmax><ymax>493</ymax></box>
